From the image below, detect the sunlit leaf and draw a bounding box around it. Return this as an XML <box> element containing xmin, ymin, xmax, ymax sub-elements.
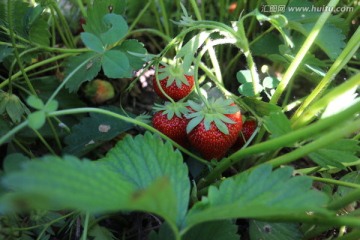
<box><xmin>185</xmin><ymin>165</ymin><xmax>329</xmax><ymax>228</ymax></box>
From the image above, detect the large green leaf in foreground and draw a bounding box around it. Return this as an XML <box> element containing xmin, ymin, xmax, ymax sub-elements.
<box><xmin>1</xmin><ymin>133</ymin><xmax>190</xmax><ymax>228</ymax></box>
<box><xmin>100</xmin><ymin>132</ymin><xmax>190</xmax><ymax>227</ymax></box>
<box><xmin>185</xmin><ymin>165</ymin><xmax>329</xmax><ymax>229</ymax></box>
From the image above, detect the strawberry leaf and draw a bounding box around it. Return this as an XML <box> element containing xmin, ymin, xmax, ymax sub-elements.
<box><xmin>308</xmin><ymin>139</ymin><xmax>360</xmax><ymax>169</ymax></box>
<box><xmin>100</xmin><ymin>132</ymin><xmax>190</xmax><ymax>227</ymax></box>
<box><xmin>100</xmin><ymin>13</ymin><xmax>128</xmax><ymax>46</ymax></box>
<box><xmin>28</xmin><ymin>110</ymin><xmax>46</xmax><ymax>130</ymax></box>
<box><xmin>1</xmin><ymin>133</ymin><xmax>189</xmax><ymax>230</ymax></box>
<box><xmin>263</xmin><ymin>111</ymin><xmax>292</xmax><ymax>138</ymax></box>
<box><xmin>63</xmin><ymin>106</ymin><xmax>134</xmax><ymax>156</ymax></box>
<box><xmin>114</xmin><ymin>39</ymin><xmax>147</xmax><ymax>70</ymax></box>
<box><xmin>249</xmin><ymin>220</ymin><xmax>303</xmax><ymax>240</ymax></box>
<box><xmin>83</xmin><ymin>0</ymin><xmax>126</xmax><ymax>38</ymax></box>
<box><xmin>284</xmin><ymin>0</ymin><xmax>346</xmax><ymax>60</ymax></box>
<box><xmin>185</xmin><ymin>165</ymin><xmax>329</xmax><ymax>228</ymax></box>
<box><xmin>80</xmin><ymin>32</ymin><xmax>105</xmax><ymax>53</ymax></box>
<box><xmin>64</xmin><ymin>52</ymin><xmax>102</xmax><ymax>92</ymax></box>
<box><xmin>1</xmin><ymin>155</ymin><xmax>136</xmax><ymax>212</ymax></box>
<box><xmin>102</xmin><ymin>50</ymin><xmax>130</xmax><ymax>78</ymax></box>
<box><xmin>0</xmin><ymin>92</ymin><xmax>30</xmax><ymax>123</ymax></box>
<box><xmin>182</xmin><ymin>220</ymin><xmax>240</xmax><ymax>240</ymax></box>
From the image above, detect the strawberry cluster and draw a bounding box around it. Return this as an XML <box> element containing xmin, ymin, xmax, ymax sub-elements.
<box><xmin>151</xmin><ymin>63</ymin><xmax>255</xmax><ymax>160</ymax></box>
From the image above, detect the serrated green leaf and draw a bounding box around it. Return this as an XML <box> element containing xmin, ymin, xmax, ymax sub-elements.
<box><xmin>101</xmin><ymin>132</ymin><xmax>190</xmax><ymax>227</ymax></box>
<box><xmin>28</xmin><ymin>110</ymin><xmax>46</xmax><ymax>130</ymax></box>
<box><xmin>308</xmin><ymin>139</ymin><xmax>360</xmax><ymax>169</ymax></box>
<box><xmin>1</xmin><ymin>155</ymin><xmax>136</xmax><ymax>212</ymax></box>
<box><xmin>263</xmin><ymin>111</ymin><xmax>292</xmax><ymax>138</ymax></box>
<box><xmin>183</xmin><ymin>220</ymin><xmax>240</xmax><ymax>240</ymax></box>
<box><xmin>28</xmin><ymin>10</ymin><xmax>50</xmax><ymax>46</ymax></box>
<box><xmin>80</xmin><ymin>32</ymin><xmax>105</xmax><ymax>53</ymax></box>
<box><xmin>84</xmin><ymin>0</ymin><xmax>126</xmax><ymax>37</ymax></box>
<box><xmin>27</xmin><ymin>95</ymin><xmax>44</xmax><ymax>110</ymax></box>
<box><xmin>64</xmin><ymin>52</ymin><xmax>102</xmax><ymax>92</ymax></box>
<box><xmin>242</xmin><ymin>97</ymin><xmax>282</xmax><ymax>117</ymax></box>
<box><xmin>102</xmin><ymin>50</ymin><xmax>130</xmax><ymax>78</ymax></box>
<box><xmin>302</xmin><ymin>23</ymin><xmax>345</xmax><ymax>60</ymax></box>
<box><xmin>251</xmin><ymin>33</ymin><xmax>282</xmax><ymax>56</ymax></box>
<box><xmin>185</xmin><ymin>165</ymin><xmax>329</xmax><ymax>228</ymax></box>
<box><xmin>5</xmin><ymin>93</ymin><xmax>30</xmax><ymax>123</ymax></box>
<box><xmin>249</xmin><ymin>220</ymin><xmax>303</xmax><ymax>240</ymax></box>
<box><xmin>64</xmin><ymin>106</ymin><xmax>134</xmax><ymax>156</ymax></box>
<box><xmin>114</xmin><ymin>39</ymin><xmax>147</xmax><ymax>70</ymax></box>
<box><xmin>284</xmin><ymin>0</ymin><xmax>346</xmax><ymax>60</ymax></box>
<box><xmin>100</xmin><ymin>13</ymin><xmax>128</xmax><ymax>46</ymax></box>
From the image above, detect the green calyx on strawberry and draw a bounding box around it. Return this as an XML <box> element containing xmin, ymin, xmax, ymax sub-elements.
<box><xmin>186</xmin><ymin>98</ymin><xmax>243</xmax><ymax>160</ymax></box>
<box><xmin>84</xmin><ymin>79</ymin><xmax>115</xmax><ymax>104</ymax></box>
<box><xmin>153</xmin><ymin>62</ymin><xmax>194</xmax><ymax>101</ymax></box>
<box><xmin>152</xmin><ymin>101</ymin><xmax>192</xmax><ymax>147</ymax></box>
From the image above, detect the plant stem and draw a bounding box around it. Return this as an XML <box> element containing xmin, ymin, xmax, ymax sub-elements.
<box><xmin>295</xmin><ymin>160</ymin><xmax>360</xmax><ymax>175</ymax></box>
<box><xmin>0</xmin><ymin>53</ymin><xmax>74</xmax><ymax>89</ymax></box>
<box><xmin>7</xmin><ymin>0</ymin><xmax>37</xmax><ymax>96</ymax></box>
<box><xmin>81</xmin><ymin>212</ymin><xmax>90</xmax><ymax>240</ymax></box>
<box><xmin>310</xmin><ymin>176</ymin><xmax>360</xmax><ymax>189</ymax></box>
<box><xmin>32</xmin><ymin>128</ymin><xmax>57</xmax><ymax>155</ymax></box>
<box><xmin>75</xmin><ymin>0</ymin><xmax>87</xmax><ymax>18</ymax></box>
<box><xmin>291</xmin><ymin>27</ymin><xmax>360</xmax><ymax>122</ymax></box>
<box><xmin>45</xmin><ymin>54</ymin><xmax>97</xmax><ymax>107</ymax></box>
<box><xmin>199</xmin><ymin>101</ymin><xmax>360</xmax><ymax>188</ymax></box>
<box><xmin>265</xmin><ymin>119</ymin><xmax>360</xmax><ymax>168</ymax></box>
<box><xmin>128</xmin><ymin>1</ymin><xmax>152</xmax><ymax>33</ymax></box>
<box><xmin>158</xmin><ymin>0</ymin><xmax>171</xmax><ymax>36</ymax></box>
<box><xmin>270</xmin><ymin>0</ymin><xmax>340</xmax><ymax>104</ymax></box>
<box><xmin>0</xmin><ymin>121</ymin><xmax>28</xmax><ymax>146</ymax></box>
<box><xmin>13</xmin><ymin>138</ymin><xmax>36</xmax><ymax>158</ymax></box>
<box><xmin>328</xmin><ymin>188</ymin><xmax>360</xmax><ymax>210</ymax></box>
<box><xmin>189</xmin><ymin>0</ymin><xmax>202</xmax><ymax>21</ymax></box>
<box><xmin>48</xmin><ymin>108</ymin><xmax>209</xmax><ymax>165</ymax></box>
<box><xmin>292</xmin><ymin>72</ymin><xmax>360</xmax><ymax>128</ymax></box>
<box><xmin>50</xmin><ymin>0</ymin><xmax>75</xmax><ymax>48</ymax></box>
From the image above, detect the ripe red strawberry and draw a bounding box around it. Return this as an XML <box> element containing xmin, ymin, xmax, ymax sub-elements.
<box><xmin>152</xmin><ymin>102</ymin><xmax>191</xmax><ymax>147</ymax></box>
<box><xmin>186</xmin><ymin>99</ymin><xmax>243</xmax><ymax>160</ymax></box>
<box><xmin>233</xmin><ymin>119</ymin><xmax>257</xmax><ymax>150</ymax></box>
<box><xmin>153</xmin><ymin>63</ymin><xmax>194</xmax><ymax>101</ymax></box>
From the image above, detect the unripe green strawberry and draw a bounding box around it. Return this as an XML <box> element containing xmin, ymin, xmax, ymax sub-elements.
<box><xmin>152</xmin><ymin>102</ymin><xmax>192</xmax><ymax>147</ymax></box>
<box><xmin>153</xmin><ymin>63</ymin><xmax>194</xmax><ymax>101</ymax></box>
<box><xmin>84</xmin><ymin>79</ymin><xmax>115</xmax><ymax>104</ymax></box>
<box><xmin>186</xmin><ymin>99</ymin><xmax>243</xmax><ymax>160</ymax></box>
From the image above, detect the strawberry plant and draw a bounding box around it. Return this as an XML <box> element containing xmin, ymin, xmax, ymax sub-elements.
<box><xmin>1</xmin><ymin>0</ymin><xmax>360</xmax><ymax>239</ymax></box>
